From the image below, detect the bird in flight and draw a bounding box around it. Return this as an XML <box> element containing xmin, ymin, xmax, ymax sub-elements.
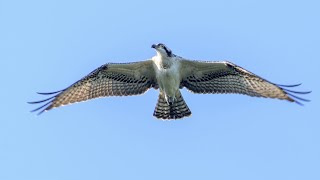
<box><xmin>29</xmin><ymin>43</ymin><xmax>311</xmax><ymax>120</ymax></box>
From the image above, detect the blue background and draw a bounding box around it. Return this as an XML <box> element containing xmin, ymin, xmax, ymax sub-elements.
<box><xmin>1</xmin><ymin>0</ymin><xmax>319</xmax><ymax>179</ymax></box>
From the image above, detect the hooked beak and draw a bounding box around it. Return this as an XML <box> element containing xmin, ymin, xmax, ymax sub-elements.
<box><xmin>151</xmin><ymin>44</ymin><xmax>157</xmax><ymax>49</ymax></box>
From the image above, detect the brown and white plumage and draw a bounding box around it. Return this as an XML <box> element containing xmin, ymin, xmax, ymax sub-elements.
<box><xmin>180</xmin><ymin>60</ymin><xmax>309</xmax><ymax>103</ymax></box>
<box><xmin>29</xmin><ymin>61</ymin><xmax>156</xmax><ymax>114</ymax></box>
<box><xmin>29</xmin><ymin>43</ymin><xmax>311</xmax><ymax>120</ymax></box>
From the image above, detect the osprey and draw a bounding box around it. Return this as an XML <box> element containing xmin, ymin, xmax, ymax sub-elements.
<box><xmin>29</xmin><ymin>43</ymin><xmax>311</xmax><ymax>120</ymax></box>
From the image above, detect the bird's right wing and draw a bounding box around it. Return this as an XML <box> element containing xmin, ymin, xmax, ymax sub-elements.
<box><xmin>29</xmin><ymin>60</ymin><xmax>156</xmax><ymax>114</ymax></box>
<box><xmin>180</xmin><ymin>59</ymin><xmax>311</xmax><ymax>104</ymax></box>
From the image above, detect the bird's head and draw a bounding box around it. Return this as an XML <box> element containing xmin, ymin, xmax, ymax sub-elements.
<box><xmin>151</xmin><ymin>43</ymin><xmax>173</xmax><ymax>57</ymax></box>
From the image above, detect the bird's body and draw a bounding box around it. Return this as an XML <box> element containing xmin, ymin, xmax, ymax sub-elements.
<box><xmin>29</xmin><ymin>43</ymin><xmax>311</xmax><ymax>120</ymax></box>
<box><xmin>152</xmin><ymin>52</ymin><xmax>181</xmax><ymax>104</ymax></box>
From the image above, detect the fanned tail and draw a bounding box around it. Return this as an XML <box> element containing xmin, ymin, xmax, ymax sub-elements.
<box><xmin>153</xmin><ymin>91</ymin><xmax>191</xmax><ymax>120</ymax></box>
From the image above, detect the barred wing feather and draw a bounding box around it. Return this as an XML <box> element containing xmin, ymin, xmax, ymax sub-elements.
<box><xmin>28</xmin><ymin>60</ymin><xmax>156</xmax><ymax>114</ymax></box>
<box><xmin>180</xmin><ymin>60</ymin><xmax>311</xmax><ymax>104</ymax></box>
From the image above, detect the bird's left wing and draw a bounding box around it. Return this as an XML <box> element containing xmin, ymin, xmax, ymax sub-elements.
<box><xmin>29</xmin><ymin>60</ymin><xmax>156</xmax><ymax>114</ymax></box>
<box><xmin>180</xmin><ymin>59</ymin><xmax>310</xmax><ymax>104</ymax></box>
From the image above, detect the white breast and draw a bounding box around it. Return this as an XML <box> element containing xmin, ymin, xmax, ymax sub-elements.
<box><xmin>153</xmin><ymin>56</ymin><xmax>181</xmax><ymax>98</ymax></box>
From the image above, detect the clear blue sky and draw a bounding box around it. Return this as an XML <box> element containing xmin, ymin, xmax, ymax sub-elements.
<box><xmin>0</xmin><ymin>0</ymin><xmax>319</xmax><ymax>179</ymax></box>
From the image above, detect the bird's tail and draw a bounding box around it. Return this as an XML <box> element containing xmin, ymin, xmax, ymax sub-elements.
<box><xmin>153</xmin><ymin>91</ymin><xmax>191</xmax><ymax>120</ymax></box>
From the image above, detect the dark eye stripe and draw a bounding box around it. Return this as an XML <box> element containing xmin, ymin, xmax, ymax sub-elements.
<box><xmin>163</xmin><ymin>46</ymin><xmax>172</xmax><ymax>57</ymax></box>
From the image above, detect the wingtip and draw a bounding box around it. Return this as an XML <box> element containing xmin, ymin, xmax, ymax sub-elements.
<box><xmin>282</xmin><ymin>88</ymin><xmax>312</xmax><ymax>94</ymax></box>
<box><xmin>27</xmin><ymin>96</ymin><xmax>56</xmax><ymax>104</ymax></box>
<box><xmin>276</xmin><ymin>83</ymin><xmax>302</xmax><ymax>87</ymax></box>
<box><xmin>36</xmin><ymin>91</ymin><xmax>61</xmax><ymax>95</ymax></box>
<box><xmin>276</xmin><ymin>82</ymin><xmax>311</xmax><ymax>106</ymax></box>
<box><xmin>294</xmin><ymin>100</ymin><xmax>305</xmax><ymax>106</ymax></box>
<box><xmin>29</xmin><ymin>109</ymin><xmax>45</xmax><ymax>115</ymax></box>
<box><xmin>29</xmin><ymin>99</ymin><xmax>53</xmax><ymax>115</ymax></box>
<box><xmin>285</xmin><ymin>91</ymin><xmax>311</xmax><ymax>107</ymax></box>
<box><xmin>29</xmin><ymin>89</ymin><xmax>65</xmax><ymax>114</ymax></box>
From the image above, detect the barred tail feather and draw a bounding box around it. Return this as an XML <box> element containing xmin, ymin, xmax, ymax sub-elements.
<box><xmin>153</xmin><ymin>91</ymin><xmax>191</xmax><ymax>120</ymax></box>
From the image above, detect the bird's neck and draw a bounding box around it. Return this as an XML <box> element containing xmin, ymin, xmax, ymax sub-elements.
<box><xmin>153</xmin><ymin>54</ymin><xmax>173</xmax><ymax>69</ymax></box>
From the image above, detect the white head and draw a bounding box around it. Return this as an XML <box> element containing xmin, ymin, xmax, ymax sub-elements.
<box><xmin>151</xmin><ymin>43</ymin><xmax>173</xmax><ymax>57</ymax></box>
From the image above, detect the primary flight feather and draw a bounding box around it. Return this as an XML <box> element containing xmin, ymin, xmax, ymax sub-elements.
<box><xmin>29</xmin><ymin>43</ymin><xmax>311</xmax><ymax>119</ymax></box>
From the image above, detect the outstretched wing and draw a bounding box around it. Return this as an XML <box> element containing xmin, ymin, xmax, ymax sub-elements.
<box><xmin>180</xmin><ymin>60</ymin><xmax>311</xmax><ymax>104</ymax></box>
<box><xmin>29</xmin><ymin>60</ymin><xmax>156</xmax><ymax>114</ymax></box>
